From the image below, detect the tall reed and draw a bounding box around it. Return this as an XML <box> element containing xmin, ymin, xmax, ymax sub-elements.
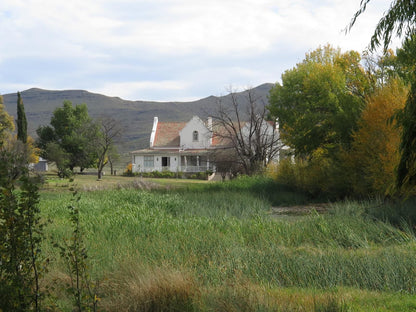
<box><xmin>39</xmin><ymin>179</ymin><xmax>416</xmax><ymax>310</ymax></box>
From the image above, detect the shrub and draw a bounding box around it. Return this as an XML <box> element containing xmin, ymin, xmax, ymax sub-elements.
<box><xmin>123</xmin><ymin>163</ymin><xmax>134</xmax><ymax>176</ymax></box>
<box><xmin>0</xmin><ymin>145</ymin><xmax>46</xmax><ymax>311</ymax></box>
<box><xmin>272</xmin><ymin>151</ymin><xmax>350</xmax><ymax>200</ymax></box>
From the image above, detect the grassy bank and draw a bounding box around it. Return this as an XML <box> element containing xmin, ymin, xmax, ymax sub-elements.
<box><xmin>39</xmin><ymin>176</ymin><xmax>416</xmax><ymax>311</ymax></box>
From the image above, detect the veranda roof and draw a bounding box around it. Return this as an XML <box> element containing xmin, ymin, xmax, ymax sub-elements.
<box><xmin>130</xmin><ymin>148</ymin><xmax>217</xmax><ymax>156</ymax></box>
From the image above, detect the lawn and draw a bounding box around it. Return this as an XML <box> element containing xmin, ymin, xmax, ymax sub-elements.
<box><xmin>38</xmin><ymin>174</ymin><xmax>416</xmax><ymax>311</ymax></box>
<box><xmin>41</xmin><ymin>171</ymin><xmax>208</xmax><ymax>191</ymax></box>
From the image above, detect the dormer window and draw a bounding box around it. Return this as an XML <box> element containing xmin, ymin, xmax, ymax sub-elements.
<box><xmin>193</xmin><ymin>130</ymin><xmax>199</xmax><ymax>142</ymax></box>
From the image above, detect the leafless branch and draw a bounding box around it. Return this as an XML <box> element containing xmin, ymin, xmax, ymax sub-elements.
<box><xmin>210</xmin><ymin>87</ymin><xmax>282</xmax><ymax>175</ymax></box>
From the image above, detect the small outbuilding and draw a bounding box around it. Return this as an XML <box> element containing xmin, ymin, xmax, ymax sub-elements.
<box><xmin>32</xmin><ymin>157</ymin><xmax>48</xmax><ymax>172</ymax></box>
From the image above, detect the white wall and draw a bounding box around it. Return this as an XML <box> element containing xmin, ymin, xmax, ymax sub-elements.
<box><xmin>132</xmin><ymin>155</ymin><xmax>143</xmax><ymax>172</ymax></box>
<box><xmin>170</xmin><ymin>155</ymin><xmax>179</xmax><ymax>171</ymax></box>
<box><xmin>179</xmin><ymin>116</ymin><xmax>211</xmax><ymax>149</ymax></box>
<box><xmin>132</xmin><ymin>155</ymin><xmax>180</xmax><ymax>172</ymax></box>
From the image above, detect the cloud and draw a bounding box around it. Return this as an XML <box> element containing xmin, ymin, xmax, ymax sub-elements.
<box><xmin>92</xmin><ymin>80</ymin><xmax>192</xmax><ymax>101</ymax></box>
<box><xmin>0</xmin><ymin>0</ymin><xmax>399</xmax><ymax>101</ymax></box>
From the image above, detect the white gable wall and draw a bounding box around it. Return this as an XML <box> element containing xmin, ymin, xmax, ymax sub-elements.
<box><xmin>179</xmin><ymin>116</ymin><xmax>212</xmax><ymax>149</ymax></box>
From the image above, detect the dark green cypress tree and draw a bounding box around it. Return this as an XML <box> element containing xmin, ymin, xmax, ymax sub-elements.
<box><xmin>16</xmin><ymin>92</ymin><xmax>27</xmax><ymax>144</ymax></box>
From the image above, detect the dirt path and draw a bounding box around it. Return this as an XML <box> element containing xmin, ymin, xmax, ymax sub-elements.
<box><xmin>271</xmin><ymin>203</ymin><xmax>331</xmax><ymax>217</ymax></box>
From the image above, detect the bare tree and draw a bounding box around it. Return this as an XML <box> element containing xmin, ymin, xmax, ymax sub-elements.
<box><xmin>211</xmin><ymin>88</ymin><xmax>282</xmax><ymax>175</ymax></box>
<box><xmin>93</xmin><ymin>117</ymin><xmax>122</xmax><ymax>180</ymax></box>
<box><xmin>107</xmin><ymin>145</ymin><xmax>120</xmax><ymax>175</ymax></box>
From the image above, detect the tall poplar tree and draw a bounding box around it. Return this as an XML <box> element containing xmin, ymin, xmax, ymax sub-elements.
<box><xmin>16</xmin><ymin>92</ymin><xmax>27</xmax><ymax>144</ymax></box>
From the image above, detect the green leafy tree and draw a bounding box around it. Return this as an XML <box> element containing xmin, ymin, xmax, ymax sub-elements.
<box><xmin>362</xmin><ymin>49</ymin><xmax>400</xmax><ymax>91</ymax></box>
<box><xmin>37</xmin><ymin>101</ymin><xmax>98</xmax><ymax>173</ymax></box>
<box><xmin>50</xmin><ymin>101</ymin><xmax>97</xmax><ymax>171</ymax></box>
<box><xmin>396</xmin><ymin>34</ymin><xmax>416</xmax><ymax>84</ymax></box>
<box><xmin>16</xmin><ymin>92</ymin><xmax>28</xmax><ymax>144</ymax></box>
<box><xmin>45</xmin><ymin>142</ymin><xmax>71</xmax><ymax>178</ymax></box>
<box><xmin>36</xmin><ymin>125</ymin><xmax>56</xmax><ymax>156</ymax></box>
<box><xmin>268</xmin><ymin>45</ymin><xmax>369</xmax><ymax>157</ymax></box>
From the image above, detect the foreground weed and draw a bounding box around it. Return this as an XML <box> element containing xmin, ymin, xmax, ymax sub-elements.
<box><xmin>54</xmin><ymin>189</ymin><xmax>99</xmax><ymax>312</ymax></box>
<box><xmin>0</xmin><ymin>170</ymin><xmax>47</xmax><ymax>312</ymax></box>
<box><xmin>314</xmin><ymin>294</ymin><xmax>350</xmax><ymax>312</ymax></box>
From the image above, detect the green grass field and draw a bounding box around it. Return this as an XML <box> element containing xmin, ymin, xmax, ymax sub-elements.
<box><xmin>38</xmin><ymin>174</ymin><xmax>416</xmax><ymax>311</ymax></box>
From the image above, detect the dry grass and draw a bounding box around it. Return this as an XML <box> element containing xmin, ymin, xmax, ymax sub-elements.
<box><xmin>40</xmin><ymin>172</ymin><xmax>208</xmax><ymax>192</ymax></box>
<box><xmin>101</xmin><ymin>263</ymin><xmax>198</xmax><ymax>312</ymax></box>
<box><xmin>205</xmin><ymin>282</ymin><xmax>349</xmax><ymax>312</ymax></box>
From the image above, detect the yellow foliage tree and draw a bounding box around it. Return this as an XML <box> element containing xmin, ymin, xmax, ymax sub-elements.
<box><xmin>0</xmin><ymin>95</ymin><xmax>14</xmax><ymax>141</ymax></box>
<box><xmin>346</xmin><ymin>79</ymin><xmax>408</xmax><ymax>196</ymax></box>
<box><xmin>26</xmin><ymin>136</ymin><xmax>40</xmax><ymax>164</ymax></box>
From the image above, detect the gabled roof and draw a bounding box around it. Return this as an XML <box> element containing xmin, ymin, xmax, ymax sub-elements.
<box><xmin>153</xmin><ymin>122</ymin><xmax>187</xmax><ymax>147</ymax></box>
<box><xmin>146</xmin><ymin>117</ymin><xmax>275</xmax><ymax>150</ymax></box>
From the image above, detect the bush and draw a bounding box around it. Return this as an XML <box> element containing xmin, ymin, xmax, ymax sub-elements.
<box><xmin>123</xmin><ymin>163</ymin><xmax>134</xmax><ymax>176</ymax></box>
<box><xmin>272</xmin><ymin>150</ymin><xmax>351</xmax><ymax>200</ymax></box>
<box><xmin>134</xmin><ymin>170</ymin><xmax>209</xmax><ymax>180</ymax></box>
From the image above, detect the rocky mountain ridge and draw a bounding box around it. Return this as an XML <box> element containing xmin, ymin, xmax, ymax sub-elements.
<box><xmin>3</xmin><ymin>83</ymin><xmax>274</xmax><ymax>154</ymax></box>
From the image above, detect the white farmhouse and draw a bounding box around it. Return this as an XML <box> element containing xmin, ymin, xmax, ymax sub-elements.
<box><xmin>130</xmin><ymin>115</ymin><xmax>289</xmax><ymax>174</ymax></box>
<box><xmin>130</xmin><ymin>116</ymin><xmax>218</xmax><ymax>173</ymax></box>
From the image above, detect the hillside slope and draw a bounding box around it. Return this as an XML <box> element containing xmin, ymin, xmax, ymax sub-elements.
<box><xmin>3</xmin><ymin>83</ymin><xmax>274</xmax><ymax>154</ymax></box>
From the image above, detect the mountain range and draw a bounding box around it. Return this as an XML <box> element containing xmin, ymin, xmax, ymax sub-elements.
<box><xmin>3</xmin><ymin>83</ymin><xmax>274</xmax><ymax>155</ymax></box>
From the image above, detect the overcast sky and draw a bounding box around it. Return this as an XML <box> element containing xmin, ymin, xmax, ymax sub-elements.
<box><xmin>0</xmin><ymin>0</ymin><xmax>398</xmax><ymax>102</ymax></box>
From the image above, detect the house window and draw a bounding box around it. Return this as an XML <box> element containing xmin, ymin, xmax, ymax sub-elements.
<box><xmin>162</xmin><ymin>157</ymin><xmax>170</xmax><ymax>167</ymax></box>
<box><xmin>144</xmin><ymin>156</ymin><xmax>154</xmax><ymax>168</ymax></box>
<box><xmin>193</xmin><ymin>130</ymin><xmax>199</xmax><ymax>142</ymax></box>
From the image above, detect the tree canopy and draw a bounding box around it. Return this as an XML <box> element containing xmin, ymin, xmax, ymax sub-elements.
<box><xmin>37</xmin><ymin>101</ymin><xmax>98</xmax><ymax>174</ymax></box>
<box><xmin>268</xmin><ymin>45</ymin><xmax>369</xmax><ymax>157</ymax></box>
<box><xmin>347</xmin><ymin>78</ymin><xmax>407</xmax><ymax>195</ymax></box>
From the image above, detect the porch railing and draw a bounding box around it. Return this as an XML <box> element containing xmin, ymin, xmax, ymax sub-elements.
<box><xmin>133</xmin><ymin>164</ymin><xmax>214</xmax><ymax>173</ymax></box>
